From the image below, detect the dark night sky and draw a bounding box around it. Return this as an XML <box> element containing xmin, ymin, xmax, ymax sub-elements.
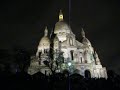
<box><xmin>0</xmin><ymin>0</ymin><xmax>120</xmax><ymax>74</ymax></box>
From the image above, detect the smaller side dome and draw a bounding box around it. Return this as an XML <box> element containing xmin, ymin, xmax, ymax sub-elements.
<box><xmin>38</xmin><ymin>27</ymin><xmax>50</xmax><ymax>50</ymax></box>
<box><xmin>82</xmin><ymin>37</ymin><xmax>91</xmax><ymax>46</ymax></box>
<box><xmin>81</xmin><ymin>28</ymin><xmax>91</xmax><ymax>46</ymax></box>
<box><xmin>40</xmin><ymin>37</ymin><xmax>50</xmax><ymax>45</ymax></box>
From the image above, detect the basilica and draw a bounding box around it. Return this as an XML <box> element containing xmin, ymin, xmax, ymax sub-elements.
<box><xmin>28</xmin><ymin>10</ymin><xmax>107</xmax><ymax>78</ymax></box>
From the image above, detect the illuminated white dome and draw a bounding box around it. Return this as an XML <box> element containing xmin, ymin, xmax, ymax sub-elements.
<box><xmin>81</xmin><ymin>28</ymin><xmax>91</xmax><ymax>46</ymax></box>
<box><xmin>54</xmin><ymin>21</ymin><xmax>71</xmax><ymax>34</ymax></box>
<box><xmin>54</xmin><ymin>10</ymin><xmax>71</xmax><ymax>34</ymax></box>
<box><xmin>82</xmin><ymin>37</ymin><xmax>91</xmax><ymax>46</ymax></box>
<box><xmin>38</xmin><ymin>27</ymin><xmax>50</xmax><ymax>50</ymax></box>
<box><xmin>40</xmin><ymin>37</ymin><xmax>50</xmax><ymax>45</ymax></box>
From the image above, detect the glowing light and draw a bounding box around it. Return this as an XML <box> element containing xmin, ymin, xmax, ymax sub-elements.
<box><xmin>68</xmin><ymin>62</ymin><xmax>72</xmax><ymax>66</ymax></box>
<box><xmin>59</xmin><ymin>10</ymin><xmax>63</xmax><ymax>21</ymax></box>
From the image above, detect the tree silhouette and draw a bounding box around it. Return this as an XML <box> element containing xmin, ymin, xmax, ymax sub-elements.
<box><xmin>43</xmin><ymin>51</ymin><xmax>64</xmax><ymax>75</ymax></box>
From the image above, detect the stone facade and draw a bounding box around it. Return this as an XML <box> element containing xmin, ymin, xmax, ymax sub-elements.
<box><xmin>28</xmin><ymin>10</ymin><xmax>107</xmax><ymax>79</ymax></box>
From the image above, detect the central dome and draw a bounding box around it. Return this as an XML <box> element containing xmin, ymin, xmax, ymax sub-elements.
<box><xmin>54</xmin><ymin>10</ymin><xmax>71</xmax><ymax>34</ymax></box>
<box><xmin>54</xmin><ymin>21</ymin><xmax>71</xmax><ymax>34</ymax></box>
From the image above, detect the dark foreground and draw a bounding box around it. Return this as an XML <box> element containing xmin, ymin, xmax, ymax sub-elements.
<box><xmin>0</xmin><ymin>71</ymin><xmax>120</xmax><ymax>90</ymax></box>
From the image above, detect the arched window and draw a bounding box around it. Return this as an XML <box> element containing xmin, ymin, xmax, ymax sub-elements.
<box><xmin>80</xmin><ymin>57</ymin><xmax>82</xmax><ymax>63</ymax></box>
<box><xmin>70</xmin><ymin>50</ymin><xmax>74</xmax><ymax>60</ymax></box>
<box><xmin>44</xmin><ymin>49</ymin><xmax>46</xmax><ymax>53</ymax></box>
<box><xmin>69</xmin><ymin>38</ymin><xmax>73</xmax><ymax>46</ymax></box>
<box><xmin>39</xmin><ymin>52</ymin><xmax>41</xmax><ymax>58</ymax></box>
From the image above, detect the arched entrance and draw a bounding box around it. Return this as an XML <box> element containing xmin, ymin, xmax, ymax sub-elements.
<box><xmin>84</xmin><ymin>70</ymin><xmax>91</xmax><ymax>78</ymax></box>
